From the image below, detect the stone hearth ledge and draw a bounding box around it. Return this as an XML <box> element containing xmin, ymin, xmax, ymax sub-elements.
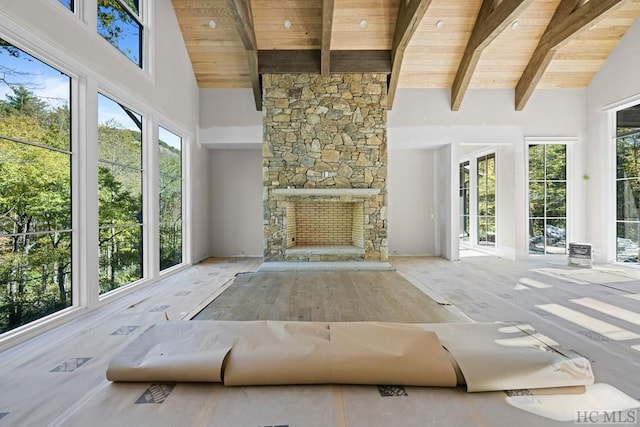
<box><xmin>272</xmin><ymin>188</ymin><xmax>380</xmax><ymax>198</ymax></box>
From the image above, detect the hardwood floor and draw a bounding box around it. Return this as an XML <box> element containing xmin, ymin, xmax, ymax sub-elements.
<box><xmin>193</xmin><ymin>270</ymin><xmax>462</xmax><ymax>323</ymax></box>
<box><xmin>2</xmin><ymin>255</ymin><xmax>639</xmax><ymax>426</ymax></box>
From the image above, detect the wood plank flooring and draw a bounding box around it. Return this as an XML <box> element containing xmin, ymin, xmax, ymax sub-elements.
<box><xmin>193</xmin><ymin>270</ymin><xmax>462</xmax><ymax>323</ymax></box>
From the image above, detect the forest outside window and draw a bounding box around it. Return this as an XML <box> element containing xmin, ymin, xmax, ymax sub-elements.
<box><xmin>528</xmin><ymin>144</ymin><xmax>567</xmax><ymax>255</ymax></box>
<box><xmin>158</xmin><ymin>127</ymin><xmax>183</xmax><ymax>271</ymax></box>
<box><xmin>97</xmin><ymin>0</ymin><xmax>142</xmax><ymax>67</ymax></box>
<box><xmin>97</xmin><ymin>93</ymin><xmax>143</xmax><ymax>294</ymax></box>
<box><xmin>459</xmin><ymin>161</ymin><xmax>470</xmax><ymax>245</ymax></box>
<box><xmin>477</xmin><ymin>154</ymin><xmax>496</xmax><ymax>247</ymax></box>
<box><xmin>616</xmin><ymin>103</ymin><xmax>640</xmax><ymax>264</ymax></box>
<box><xmin>0</xmin><ymin>39</ymin><xmax>72</xmax><ymax>333</ymax></box>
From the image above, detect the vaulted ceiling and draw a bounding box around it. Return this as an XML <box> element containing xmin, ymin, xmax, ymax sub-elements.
<box><xmin>172</xmin><ymin>0</ymin><xmax>640</xmax><ymax>110</ymax></box>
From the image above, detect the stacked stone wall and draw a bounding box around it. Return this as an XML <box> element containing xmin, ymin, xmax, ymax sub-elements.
<box><xmin>263</xmin><ymin>73</ymin><xmax>388</xmax><ymax>261</ymax></box>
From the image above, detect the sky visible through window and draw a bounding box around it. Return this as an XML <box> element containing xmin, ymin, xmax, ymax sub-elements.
<box><xmin>97</xmin><ymin>0</ymin><xmax>142</xmax><ymax>67</ymax></box>
<box><xmin>1</xmin><ymin>40</ymin><xmax>138</xmax><ymax>130</ymax></box>
<box><xmin>58</xmin><ymin>0</ymin><xmax>73</xmax><ymax>11</ymax></box>
<box><xmin>159</xmin><ymin>126</ymin><xmax>181</xmax><ymax>151</ymax></box>
<box><xmin>0</xmin><ymin>42</ymin><xmax>69</xmax><ymax>112</ymax></box>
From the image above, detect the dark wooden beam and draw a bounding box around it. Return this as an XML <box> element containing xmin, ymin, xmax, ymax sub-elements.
<box><xmin>226</xmin><ymin>0</ymin><xmax>261</xmax><ymax>110</ymax></box>
<box><xmin>258</xmin><ymin>50</ymin><xmax>391</xmax><ymax>74</ymax></box>
<box><xmin>259</xmin><ymin>50</ymin><xmax>321</xmax><ymax>73</ymax></box>
<box><xmin>322</xmin><ymin>0</ymin><xmax>335</xmax><ymax>76</ymax></box>
<box><xmin>451</xmin><ymin>0</ymin><xmax>533</xmax><ymax>111</ymax></box>
<box><xmin>515</xmin><ymin>0</ymin><xmax>626</xmax><ymax>111</ymax></box>
<box><xmin>388</xmin><ymin>0</ymin><xmax>432</xmax><ymax>110</ymax></box>
<box><xmin>331</xmin><ymin>50</ymin><xmax>391</xmax><ymax>73</ymax></box>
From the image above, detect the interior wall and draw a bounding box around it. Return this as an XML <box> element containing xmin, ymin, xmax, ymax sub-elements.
<box><xmin>387</xmin><ymin>150</ymin><xmax>437</xmax><ymax>256</ymax></box>
<box><xmin>435</xmin><ymin>144</ymin><xmax>460</xmax><ymax>261</ymax></box>
<box><xmin>209</xmin><ymin>149</ymin><xmax>263</xmax><ymax>257</ymax></box>
<box><xmin>495</xmin><ymin>143</ymin><xmax>525</xmax><ymax>259</ymax></box>
<box><xmin>388</xmin><ymin>89</ymin><xmax>584</xmax><ymax>259</ymax></box>
<box><xmin>586</xmin><ymin>18</ymin><xmax>640</xmax><ymax>263</ymax></box>
<box><xmin>200</xmin><ymin>87</ymin><xmax>586</xmax><ymax>258</ymax></box>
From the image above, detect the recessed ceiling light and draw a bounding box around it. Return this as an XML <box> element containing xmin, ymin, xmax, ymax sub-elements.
<box><xmin>436</xmin><ymin>20</ymin><xmax>444</xmax><ymax>30</ymax></box>
<box><xmin>284</xmin><ymin>19</ymin><xmax>291</xmax><ymax>29</ymax></box>
<box><xmin>208</xmin><ymin>20</ymin><xmax>216</xmax><ymax>29</ymax></box>
<box><xmin>360</xmin><ymin>19</ymin><xmax>367</xmax><ymax>29</ymax></box>
<box><xmin>511</xmin><ymin>20</ymin><xmax>520</xmax><ymax>30</ymax></box>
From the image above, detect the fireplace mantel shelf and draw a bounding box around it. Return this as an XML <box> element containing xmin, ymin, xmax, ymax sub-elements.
<box><xmin>272</xmin><ymin>188</ymin><xmax>380</xmax><ymax>197</ymax></box>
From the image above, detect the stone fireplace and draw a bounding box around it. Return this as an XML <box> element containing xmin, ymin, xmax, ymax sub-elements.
<box><xmin>263</xmin><ymin>73</ymin><xmax>388</xmax><ymax>262</ymax></box>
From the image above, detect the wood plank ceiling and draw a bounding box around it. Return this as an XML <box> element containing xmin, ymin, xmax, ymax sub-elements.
<box><xmin>172</xmin><ymin>0</ymin><xmax>640</xmax><ymax>110</ymax></box>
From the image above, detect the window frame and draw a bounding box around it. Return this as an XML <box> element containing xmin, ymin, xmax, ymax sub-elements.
<box><xmin>96</xmin><ymin>91</ymin><xmax>146</xmax><ymax>295</ymax></box>
<box><xmin>526</xmin><ymin>142</ymin><xmax>569</xmax><ymax>256</ymax></box>
<box><xmin>614</xmin><ymin>103</ymin><xmax>640</xmax><ymax>264</ymax></box>
<box><xmin>476</xmin><ymin>152</ymin><xmax>496</xmax><ymax>247</ymax></box>
<box><xmin>459</xmin><ymin>161</ymin><xmax>470</xmax><ymax>246</ymax></box>
<box><xmin>0</xmin><ymin>34</ymin><xmax>79</xmax><ymax>335</ymax></box>
<box><xmin>157</xmin><ymin>125</ymin><xmax>185</xmax><ymax>273</ymax></box>
<box><xmin>57</xmin><ymin>0</ymin><xmax>75</xmax><ymax>13</ymax></box>
<box><xmin>97</xmin><ymin>0</ymin><xmax>145</xmax><ymax>69</ymax></box>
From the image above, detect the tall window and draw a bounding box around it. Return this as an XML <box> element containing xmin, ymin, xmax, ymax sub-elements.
<box><xmin>616</xmin><ymin>104</ymin><xmax>640</xmax><ymax>263</ymax></box>
<box><xmin>528</xmin><ymin>144</ymin><xmax>567</xmax><ymax>254</ymax></box>
<box><xmin>0</xmin><ymin>39</ymin><xmax>72</xmax><ymax>333</ymax></box>
<box><xmin>158</xmin><ymin>127</ymin><xmax>183</xmax><ymax>270</ymax></box>
<box><xmin>97</xmin><ymin>94</ymin><xmax>143</xmax><ymax>293</ymax></box>
<box><xmin>98</xmin><ymin>0</ymin><xmax>142</xmax><ymax>67</ymax></box>
<box><xmin>477</xmin><ymin>154</ymin><xmax>496</xmax><ymax>247</ymax></box>
<box><xmin>459</xmin><ymin>161</ymin><xmax>470</xmax><ymax>244</ymax></box>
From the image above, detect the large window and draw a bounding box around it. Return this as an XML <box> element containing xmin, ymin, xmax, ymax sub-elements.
<box><xmin>477</xmin><ymin>154</ymin><xmax>496</xmax><ymax>247</ymax></box>
<box><xmin>158</xmin><ymin>127</ymin><xmax>183</xmax><ymax>271</ymax></box>
<box><xmin>98</xmin><ymin>94</ymin><xmax>143</xmax><ymax>293</ymax></box>
<box><xmin>97</xmin><ymin>0</ymin><xmax>142</xmax><ymax>67</ymax></box>
<box><xmin>0</xmin><ymin>39</ymin><xmax>72</xmax><ymax>333</ymax></box>
<box><xmin>528</xmin><ymin>144</ymin><xmax>567</xmax><ymax>255</ymax></box>
<box><xmin>459</xmin><ymin>161</ymin><xmax>470</xmax><ymax>245</ymax></box>
<box><xmin>616</xmin><ymin>104</ymin><xmax>640</xmax><ymax>263</ymax></box>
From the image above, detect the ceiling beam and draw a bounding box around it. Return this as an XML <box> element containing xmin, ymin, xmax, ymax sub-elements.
<box><xmin>331</xmin><ymin>50</ymin><xmax>391</xmax><ymax>73</ymax></box>
<box><xmin>226</xmin><ymin>0</ymin><xmax>261</xmax><ymax>110</ymax></box>
<box><xmin>515</xmin><ymin>0</ymin><xmax>626</xmax><ymax>111</ymax></box>
<box><xmin>322</xmin><ymin>0</ymin><xmax>335</xmax><ymax>76</ymax></box>
<box><xmin>450</xmin><ymin>0</ymin><xmax>533</xmax><ymax>111</ymax></box>
<box><xmin>258</xmin><ymin>50</ymin><xmax>391</xmax><ymax>74</ymax></box>
<box><xmin>388</xmin><ymin>0</ymin><xmax>432</xmax><ymax>110</ymax></box>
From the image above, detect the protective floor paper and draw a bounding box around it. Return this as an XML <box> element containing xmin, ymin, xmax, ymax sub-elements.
<box><xmin>107</xmin><ymin>320</ymin><xmax>594</xmax><ymax>392</ymax></box>
<box><xmin>107</xmin><ymin>321</ymin><xmax>237</xmax><ymax>382</ymax></box>
<box><xmin>423</xmin><ymin>322</ymin><xmax>594</xmax><ymax>392</ymax></box>
<box><xmin>224</xmin><ymin>321</ymin><xmax>457</xmax><ymax>386</ymax></box>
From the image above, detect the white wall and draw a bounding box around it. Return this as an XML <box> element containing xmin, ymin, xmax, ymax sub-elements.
<box><xmin>388</xmin><ymin>150</ymin><xmax>437</xmax><ymax>256</ymax></box>
<box><xmin>387</xmin><ymin>88</ymin><xmax>585</xmax><ymax>259</ymax></box>
<box><xmin>435</xmin><ymin>144</ymin><xmax>460</xmax><ymax>260</ymax></box>
<box><xmin>586</xmin><ymin>18</ymin><xmax>640</xmax><ymax>263</ymax></box>
<box><xmin>199</xmin><ymin>86</ymin><xmax>587</xmax><ymax>258</ymax></box>
<box><xmin>209</xmin><ymin>149</ymin><xmax>263</xmax><ymax>257</ymax></box>
<box><xmin>200</xmin><ymin>88</ymin><xmax>262</xmax><ymax>149</ymax></box>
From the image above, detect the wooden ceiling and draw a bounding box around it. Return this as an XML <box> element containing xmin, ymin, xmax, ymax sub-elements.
<box><xmin>172</xmin><ymin>0</ymin><xmax>640</xmax><ymax>110</ymax></box>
